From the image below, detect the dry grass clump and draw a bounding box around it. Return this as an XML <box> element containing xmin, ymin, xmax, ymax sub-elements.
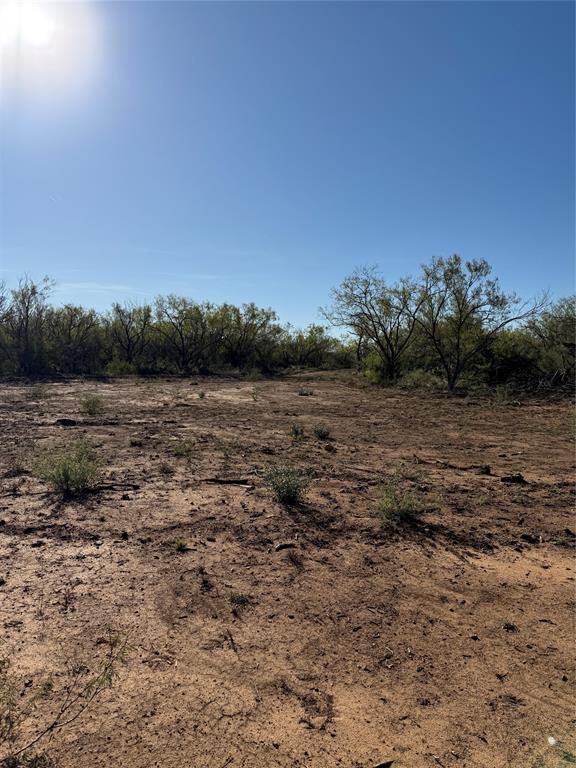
<box><xmin>34</xmin><ymin>442</ymin><xmax>101</xmax><ymax>497</ymax></box>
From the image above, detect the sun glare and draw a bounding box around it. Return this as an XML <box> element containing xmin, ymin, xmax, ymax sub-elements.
<box><xmin>0</xmin><ymin>0</ymin><xmax>102</xmax><ymax>101</ymax></box>
<box><xmin>0</xmin><ymin>1</ymin><xmax>56</xmax><ymax>48</ymax></box>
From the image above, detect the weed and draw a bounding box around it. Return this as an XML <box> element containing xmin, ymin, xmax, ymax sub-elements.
<box><xmin>128</xmin><ymin>436</ymin><xmax>143</xmax><ymax>447</ymax></box>
<box><xmin>158</xmin><ymin>461</ymin><xmax>175</xmax><ymax>476</ymax></box>
<box><xmin>173</xmin><ymin>539</ymin><xmax>189</xmax><ymax>553</ymax></box>
<box><xmin>79</xmin><ymin>394</ymin><xmax>104</xmax><ymax>417</ymax></box>
<box><xmin>198</xmin><ymin>390</ymin><xmax>205</xmax><ymax>400</ymax></box>
<box><xmin>34</xmin><ymin>442</ymin><xmax>101</xmax><ymax>497</ymax></box>
<box><xmin>378</xmin><ymin>480</ymin><xmax>423</xmax><ymax>528</ymax></box>
<box><xmin>230</xmin><ymin>593</ymin><xmax>250</xmax><ymax>607</ymax></box>
<box><xmin>262</xmin><ymin>465</ymin><xmax>312</xmax><ymax>505</ymax></box>
<box><xmin>290</xmin><ymin>423</ymin><xmax>305</xmax><ymax>440</ymax></box>
<box><xmin>0</xmin><ymin>631</ymin><xmax>128</xmax><ymax>765</ymax></box>
<box><xmin>24</xmin><ymin>384</ymin><xmax>48</xmax><ymax>402</ymax></box>
<box><xmin>297</xmin><ymin>387</ymin><xmax>313</xmax><ymax>396</ymax></box>
<box><xmin>313</xmin><ymin>424</ymin><xmax>331</xmax><ymax>440</ymax></box>
<box><xmin>171</xmin><ymin>439</ymin><xmax>194</xmax><ymax>460</ymax></box>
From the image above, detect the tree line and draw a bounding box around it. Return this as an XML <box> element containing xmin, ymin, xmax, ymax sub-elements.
<box><xmin>0</xmin><ymin>277</ymin><xmax>350</xmax><ymax>377</ymax></box>
<box><xmin>0</xmin><ymin>255</ymin><xmax>574</xmax><ymax>392</ymax></box>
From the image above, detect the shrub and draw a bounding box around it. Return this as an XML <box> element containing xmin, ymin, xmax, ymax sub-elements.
<box><xmin>245</xmin><ymin>369</ymin><xmax>263</xmax><ymax>382</ymax></box>
<box><xmin>378</xmin><ymin>481</ymin><xmax>423</xmax><ymax>528</ymax></box>
<box><xmin>34</xmin><ymin>442</ymin><xmax>101</xmax><ymax>496</ymax></box>
<box><xmin>172</xmin><ymin>439</ymin><xmax>194</xmax><ymax>459</ymax></box>
<box><xmin>79</xmin><ymin>393</ymin><xmax>104</xmax><ymax>416</ymax></box>
<box><xmin>105</xmin><ymin>360</ymin><xmax>136</xmax><ymax>376</ymax></box>
<box><xmin>128</xmin><ymin>436</ymin><xmax>143</xmax><ymax>447</ymax></box>
<box><xmin>24</xmin><ymin>384</ymin><xmax>48</xmax><ymax>402</ymax></box>
<box><xmin>198</xmin><ymin>390</ymin><xmax>205</xmax><ymax>400</ymax></box>
<box><xmin>398</xmin><ymin>369</ymin><xmax>444</xmax><ymax>390</ymax></box>
<box><xmin>262</xmin><ymin>465</ymin><xmax>312</xmax><ymax>505</ymax></box>
<box><xmin>313</xmin><ymin>424</ymin><xmax>330</xmax><ymax>440</ymax></box>
<box><xmin>297</xmin><ymin>387</ymin><xmax>314</xmax><ymax>396</ymax></box>
<box><xmin>289</xmin><ymin>423</ymin><xmax>304</xmax><ymax>440</ymax></box>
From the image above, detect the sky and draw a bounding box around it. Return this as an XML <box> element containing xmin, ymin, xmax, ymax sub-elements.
<box><xmin>0</xmin><ymin>0</ymin><xmax>574</xmax><ymax>327</ymax></box>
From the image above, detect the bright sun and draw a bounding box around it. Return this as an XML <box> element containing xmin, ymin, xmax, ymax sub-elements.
<box><xmin>0</xmin><ymin>1</ymin><xmax>56</xmax><ymax>48</ymax></box>
<box><xmin>0</xmin><ymin>0</ymin><xmax>102</xmax><ymax>100</ymax></box>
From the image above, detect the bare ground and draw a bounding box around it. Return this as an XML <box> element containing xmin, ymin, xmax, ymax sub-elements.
<box><xmin>0</xmin><ymin>373</ymin><xmax>574</xmax><ymax>768</ymax></box>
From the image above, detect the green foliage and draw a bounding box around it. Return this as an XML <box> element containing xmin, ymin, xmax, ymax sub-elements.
<box><xmin>289</xmin><ymin>423</ymin><xmax>305</xmax><ymax>440</ymax></box>
<box><xmin>399</xmin><ymin>369</ymin><xmax>444</xmax><ymax>390</ymax></box>
<box><xmin>378</xmin><ymin>481</ymin><xmax>423</xmax><ymax>528</ymax></box>
<box><xmin>34</xmin><ymin>442</ymin><xmax>101</xmax><ymax>496</ymax></box>
<box><xmin>128</xmin><ymin>436</ymin><xmax>143</xmax><ymax>447</ymax></box>
<box><xmin>313</xmin><ymin>424</ymin><xmax>331</xmax><ymax>440</ymax></box>
<box><xmin>79</xmin><ymin>394</ymin><xmax>104</xmax><ymax>417</ymax></box>
<box><xmin>262</xmin><ymin>465</ymin><xmax>312</xmax><ymax>505</ymax></box>
<box><xmin>297</xmin><ymin>387</ymin><xmax>314</xmax><ymax>396</ymax></box>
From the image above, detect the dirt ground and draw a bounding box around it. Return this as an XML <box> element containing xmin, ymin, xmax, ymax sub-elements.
<box><xmin>0</xmin><ymin>373</ymin><xmax>574</xmax><ymax>768</ymax></box>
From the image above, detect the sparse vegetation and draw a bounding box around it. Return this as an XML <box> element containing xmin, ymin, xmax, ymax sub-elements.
<box><xmin>289</xmin><ymin>422</ymin><xmax>304</xmax><ymax>440</ymax></box>
<box><xmin>313</xmin><ymin>424</ymin><xmax>331</xmax><ymax>440</ymax></box>
<box><xmin>173</xmin><ymin>539</ymin><xmax>189</xmax><ymax>553</ymax></box>
<box><xmin>262</xmin><ymin>464</ymin><xmax>312</xmax><ymax>504</ymax></box>
<box><xmin>378</xmin><ymin>481</ymin><xmax>424</xmax><ymax>528</ymax></box>
<box><xmin>171</xmin><ymin>439</ymin><xmax>194</xmax><ymax>459</ymax></box>
<box><xmin>128</xmin><ymin>436</ymin><xmax>144</xmax><ymax>447</ymax></box>
<box><xmin>229</xmin><ymin>593</ymin><xmax>250</xmax><ymax>607</ymax></box>
<box><xmin>34</xmin><ymin>442</ymin><xmax>101</xmax><ymax>496</ymax></box>
<box><xmin>79</xmin><ymin>394</ymin><xmax>104</xmax><ymax>417</ymax></box>
<box><xmin>297</xmin><ymin>387</ymin><xmax>314</xmax><ymax>396</ymax></box>
<box><xmin>0</xmin><ymin>632</ymin><xmax>128</xmax><ymax>766</ymax></box>
<box><xmin>198</xmin><ymin>390</ymin><xmax>205</xmax><ymax>400</ymax></box>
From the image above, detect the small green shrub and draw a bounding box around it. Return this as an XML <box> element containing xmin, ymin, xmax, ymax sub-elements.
<box><xmin>289</xmin><ymin>423</ymin><xmax>305</xmax><ymax>440</ymax></box>
<box><xmin>378</xmin><ymin>481</ymin><xmax>423</xmax><ymax>528</ymax></box>
<box><xmin>34</xmin><ymin>442</ymin><xmax>101</xmax><ymax>496</ymax></box>
<box><xmin>313</xmin><ymin>424</ymin><xmax>330</xmax><ymax>440</ymax></box>
<box><xmin>158</xmin><ymin>461</ymin><xmax>175</xmax><ymax>475</ymax></box>
<box><xmin>297</xmin><ymin>387</ymin><xmax>314</xmax><ymax>396</ymax></box>
<box><xmin>198</xmin><ymin>390</ymin><xmax>206</xmax><ymax>400</ymax></box>
<box><xmin>172</xmin><ymin>439</ymin><xmax>194</xmax><ymax>459</ymax></box>
<box><xmin>174</xmin><ymin>539</ymin><xmax>189</xmax><ymax>553</ymax></box>
<box><xmin>128</xmin><ymin>436</ymin><xmax>143</xmax><ymax>447</ymax></box>
<box><xmin>79</xmin><ymin>393</ymin><xmax>104</xmax><ymax>416</ymax></box>
<box><xmin>262</xmin><ymin>465</ymin><xmax>312</xmax><ymax>505</ymax></box>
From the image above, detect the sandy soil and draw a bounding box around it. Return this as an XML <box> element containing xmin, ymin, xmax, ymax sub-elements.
<box><xmin>0</xmin><ymin>373</ymin><xmax>574</xmax><ymax>768</ymax></box>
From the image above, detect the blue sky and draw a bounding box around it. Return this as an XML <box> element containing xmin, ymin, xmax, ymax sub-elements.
<box><xmin>0</xmin><ymin>0</ymin><xmax>574</xmax><ymax>326</ymax></box>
